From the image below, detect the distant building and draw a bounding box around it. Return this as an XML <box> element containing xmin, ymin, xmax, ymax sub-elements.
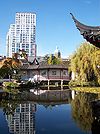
<box><xmin>6</xmin><ymin>12</ymin><xmax>36</xmax><ymax>58</ymax></box>
<box><xmin>54</xmin><ymin>46</ymin><xmax>61</xmax><ymax>58</ymax></box>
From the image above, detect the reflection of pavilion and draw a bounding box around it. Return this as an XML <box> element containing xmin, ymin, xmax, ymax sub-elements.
<box><xmin>5</xmin><ymin>103</ymin><xmax>36</xmax><ymax>134</ymax></box>
<box><xmin>30</xmin><ymin>89</ymin><xmax>72</xmax><ymax>103</ymax></box>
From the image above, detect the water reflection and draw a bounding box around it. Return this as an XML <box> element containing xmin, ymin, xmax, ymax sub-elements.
<box><xmin>71</xmin><ymin>90</ymin><xmax>100</xmax><ymax>134</ymax></box>
<box><xmin>91</xmin><ymin>100</ymin><xmax>100</xmax><ymax>134</ymax></box>
<box><xmin>0</xmin><ymin>88</ymin><xmax>100</xmax><ymax>134</ymax></box>
<box><xmin>4</xmin><ymin>103</ymin><xmax>36</xmax><ymax>134</ymax></box>
<box><xmin>0</xmin><ymin>89</ymin><xmax>72</xmax><ymax>134</ymax></box>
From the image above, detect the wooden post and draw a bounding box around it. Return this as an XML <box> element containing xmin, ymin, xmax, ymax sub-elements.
<box><xmin>48</xmin><ymin>80</ymin><xmax>50</xmax><ymax>90</ymax></box>
<box><xmin>72</xmin><ymin>90</ymin><xmax>75</xmax><ymax>100</ymax></box>
<box><xmin>61</xmin><ymin>80</ymin><xmax>63</xmax><ymax>90</ymax></box>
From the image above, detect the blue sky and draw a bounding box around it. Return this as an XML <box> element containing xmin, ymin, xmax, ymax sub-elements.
<box><xmin>0</xmin><ymin>0</ymin><xmax>100</xmax><ymax>57</ymax></box>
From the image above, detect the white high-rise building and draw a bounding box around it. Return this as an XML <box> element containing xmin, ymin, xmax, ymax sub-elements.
<box><xmin>6</xmin><ymin>12</ymin><xmax>36</xmax><ymax>58</ymax></box>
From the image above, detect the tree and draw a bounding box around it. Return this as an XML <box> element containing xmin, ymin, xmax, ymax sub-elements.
<box><xmin>70</xmin><ymin>42</ymin><xmax>100</xmax><ymax>85</ymax></box>
<box><xmin>47</xmin><ymin>54</ymin><xmax>62</xmax><ymax>65</ymax></box>
<box><xmin>91</xmin><ymin>49</ymin><xmax>100</xmax><ymax>84</ymax></box>
<box><xmin>0</xmin><ymin>57</ymin><xmax>22</xmax><ymax>79</ymax></box>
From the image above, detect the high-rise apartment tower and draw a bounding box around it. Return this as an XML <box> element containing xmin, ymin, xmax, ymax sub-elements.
<box><xmin>6</xmin><ymin>12</ymin><xmax>36</xmax><ymax>58</ymax></box>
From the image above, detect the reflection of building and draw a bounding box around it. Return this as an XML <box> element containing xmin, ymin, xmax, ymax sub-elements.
<box><xmin>5</xmin><ymin>103</ymin><xmax>36</xmax><ymax>134</ymax></box>
<box><xmin>30</xmin><ymin>89</ymin><xmax>72</xmax><ymax>102</ymax></box>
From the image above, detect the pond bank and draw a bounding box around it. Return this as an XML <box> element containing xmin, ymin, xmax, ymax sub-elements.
<box><xmin>70</xmin><ymin>87</ymin><xmax>100</xmax><ymax>93</ymax></box>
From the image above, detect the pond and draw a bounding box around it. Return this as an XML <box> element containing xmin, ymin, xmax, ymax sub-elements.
<box><xmin>0</xmin><ymin>88</ymin><xmax>100</xmax><ymax>134</ymax></box>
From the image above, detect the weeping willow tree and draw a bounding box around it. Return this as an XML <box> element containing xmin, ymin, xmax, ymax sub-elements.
<box><xmin>91</xmin><ymin>49</ymin><xmax>100</xmax><ymax>84</ymax></box>
<box><xmin>70</xmin><ymin>42</ymin><xmax>100</xmax><ymax>86</ymax></box>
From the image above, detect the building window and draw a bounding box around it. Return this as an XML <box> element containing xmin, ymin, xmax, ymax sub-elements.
<box><xmin>63</xmin><ymin>70</ymin><xmax>68</xmax><ymax>76</ymax></box>
<box><xmin>12</xmin><ymin>48</ymin><xmax>15</xmax><ymax>52</ymax></box>
<box><xmin>22</xmin><ymin>44</ymin><xmax>25</xmax><ymax>48</ymax></box>
<box><xmin>12</xmin><ymin>43</ymin><xmax>15</xmax><ymax>47</ymax></box>
<box><xmin>52</xmin><ymin>71</ymin><xmax>56</xmax><ymax>75</ymax></box>
<box><xmin>41</xmin><ymin>70</ymin><xmax>46</xmax><ymax>76</ymax></box>
<box><xmin>16</xmin><ymin>43</ymin><xmax>20</xmax><ymax>47</ymax></box>
<box><xmin>26</xmin><ymin>44</ymin><xmax>29</xmax><ymax>48</ymax></box>
<box><xmin>26</xmin><ymin>49</ymin><xmax>29</xmax><ymax>53</ymax></box>
<box><xmin>16</xmin><ymin>48</ymin><xmax>19</xmax><ymax>52</ymax></box>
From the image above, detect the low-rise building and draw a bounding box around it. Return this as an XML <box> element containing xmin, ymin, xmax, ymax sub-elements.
<box><xmin>19</xmin><ymin>59</ymin><xmax>70</xmax><ymax>87</ymax></box>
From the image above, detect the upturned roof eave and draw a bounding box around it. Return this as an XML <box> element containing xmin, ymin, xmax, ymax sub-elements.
<box><xmin>70</xmin><ymin>13</ymin><xmax>100</xmax><ymax>31</ymax></box>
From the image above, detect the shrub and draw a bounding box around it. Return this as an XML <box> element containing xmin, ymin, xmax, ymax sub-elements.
<box><xmin>3</xmin><ymin>81</ymin><xmax>19</xmax><ymax>88</ymax></box>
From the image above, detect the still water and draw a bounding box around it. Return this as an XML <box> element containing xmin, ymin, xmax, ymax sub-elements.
<box><xmin>0</xmin><ymin>88</ymin><xmax>100</xmax><ymax>134</ymax></box>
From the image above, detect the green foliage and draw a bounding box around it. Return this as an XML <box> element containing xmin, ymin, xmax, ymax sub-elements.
<box><xmin>47</xmin><ymin>54</ymin><xmax>62</xmax><ymax>65</ymax></box>
<box><xmin>70</xmin><ymin>42</ymin><xmax>100</xmax><ymax>85</ymax></box>
<box><xmin>3</xmin><ymin>82</ymin><xmax>19</xmax><ymax>88</ymax></box>
<box><xmin>1</xmin><ymin>100</ymin><xmax>19</xmax><ymax>115</ymax></box>
<box><xmin>0</xmin><ymin>66</ymin><xmax>10</xmax><ymax>78</ymax></box>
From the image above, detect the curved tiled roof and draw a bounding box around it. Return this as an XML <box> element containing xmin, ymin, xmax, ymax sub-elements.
<box><xmin>20</xmin><ymin>64</ymin><xmax>39</xmax><ymax>70</ymax></box>
<box><xmin>20</xmin><ymin>62</ymin><xmax>69</xmax><ymax>70</ymax></box>
<box><xmin>70</xmin><ymin>13</ymin><xmax>100</xmax><ymax>48</ymax></box>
